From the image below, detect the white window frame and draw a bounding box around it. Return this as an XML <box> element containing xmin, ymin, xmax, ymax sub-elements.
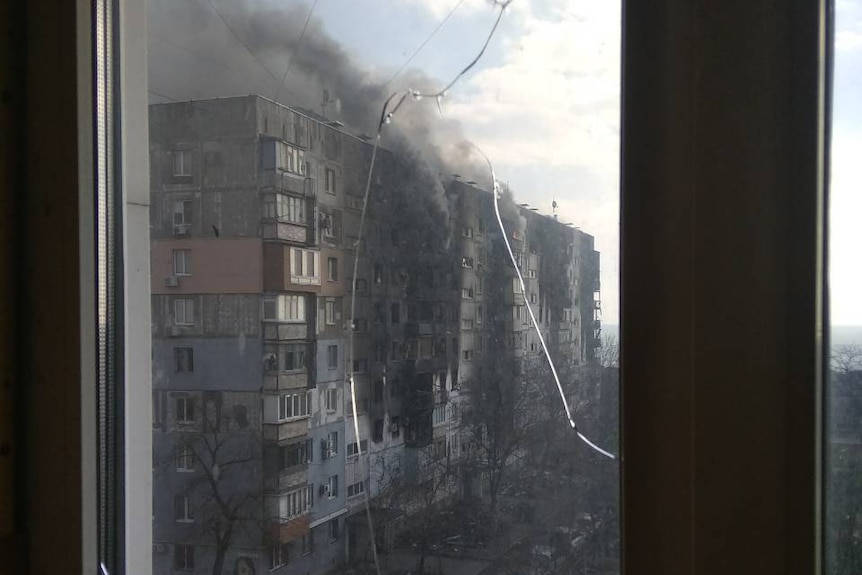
<box><xmin>175</xmin><ymin>394</ymin><xmax>195</xmax><ymax>424</ymax></box>
<box><xmin>262</xmin><ymin>294</ymin><xmax>306</xmax><ymax>323</ymax></box>
<box><xmin>172</xmin><ymin>199</ymin><xmax>192</xmax><ymax>225</ymax></box>
<box><xmin>324</xmin><ymin>431</ymin><xmax>339</xmax><ymax>459</ymax></box>
<box><xmin>173</xmin><ymin>298</ymin><xmax>194</xmax><ymax>326</ymax></box>
<box><xmin>172</xmin><ymin>149</ymin><xmax>191</xmax><ymax>177</ymax></box>
<box><xmin>325</xmin><ymin>388</ymin><xmax>338</xmax><ymax>413</ymax></box>
<box><xmin>290</xmin><ymin>248</ymin><xmax>320</xmax><ymax>285</ymax></box>
<box><xmin>172</xmin><ymin>248</ymin><xmax>191</xmax><ymax>276</ymax></box>
<box><xmin>278</xmin><ymin>391</ymin><xmax>312</xmax><ymax>421</ymax></box>
<box><xmin>326</xmin><ymin>474</ymin><xmax>339</xmax><ymax>499</ymax></box>
<box><xmin>325</xmin><ymin>298</ymin><xmax>338</xmax><ymax>326</ymax></box>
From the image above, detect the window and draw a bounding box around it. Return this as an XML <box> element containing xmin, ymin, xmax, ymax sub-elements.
<box><xmin>263</xmin><ymin>343</ymin><xmax>306</xmax><ymax>372</ymax></box>
<box><xmin>463</xmin><ymin>226</ymin><xmax>474</xmax><ymax>238</ymax></box>
<box><xmin>461</xmin><ymin>256</ymin><xmax>474</xmax><ymax>269</ymax></box>
<box><xmin>172</xmin><ymin>200</ymin><xmax>193</xmax><ymax>226</ymax></box>
<box><xmin>325</xmin><ymin>475</ymin><xmax>339</xmax><ymax>499</ymax></box>
<box><xmin>263</xmin><ymin>193</ymin><xmax>306</xmax><ymax>225</ymax></box>
<box><xmin>174</xmin><ymin>494</ymin><xmax>193</xmax><ymax>522</ymax></box>
<box><xmin>372</xmin><ymin>419</ymin><xmax>384</xmax><ymax>443</ymax></box>
<box><xmin>324</xmin><ymin>297</ymin><xmax>340</xmax><ymax>326</ymax></box>
<box><xmin>327</xmin><ymin>345</ymin><xmax>338</xmax><ymax>369</ymax></box>
<box><xmin>29</xmin><ymin>2</ymin><xmax>828</xmax><ymax>573</ymax></box>
<box><xmin>328</xmin><ymin>518</ymin><xmax>340</xmax><ymax>542</ymax></box>
<box><xmin>323</xmin><ymin>431</ymin><xmax>338</xmax><ymax>459</ymax></box>
<box><xmin>263</xmin><ymin>294</ymin><xmax>306</xmax><ymax>322</ymax></box>
<box><xmin>477</xmin><ymin>306</ymin><xmax>483</xmax><ymax>324</ymax></box>
<box><xmin>172</xmin><ymin>249</ymin><xmax>191</xmax><ymax>275</ymax></box>
<box><xmin>352</xmin><ymin>358</ymin><xmax>367</xmax><ymax>373</ymax></box>
<box><xmin>347</xmin><ymin>480</ymin><xmax>366</xmax><ymax>498</ymax></box>
<box><xmin>391</xmin><ymin>302</ymin><xmax>400</xmax><ymax>324</ymax></box>
<box><xmin>528</xmin><ymin>269</ymin><xmax>537</xmax><ymax>278</ymax></box>
<box><xmin>325</xmin><ymin>388</ymin><xmax>338</xmax><ymax>412</ymax></box>
<box><xmin>373</xmin><ymin>263</ymin><xmax>383</xmax><ymax>284</ymax></box>
<box><xmin>462</xmin><ymin>350</ymin><xmax>473</xmax><ymax>361</ymax></box>
<box><xmin>277</xmin><ymin>141</ymin><xmax>302</xmax><ymax>174</ymax></box>
<box><xmin>461</xmin><ymin>318</ymin><xmax>474</xmax><ymax>330</ymax></box>
<box><xmin>327</xmin><ymin>256</ymin><xmax>338</xmax><ymax>281</ymax></box>
<box><xmin>279</xmin><ymin>439</ymin><xmax>313</xmax><ymax>471</ymax></box>
<box><xmin>173</xmin><ymin>298</ymin><xmax>194</xmax><ymax>326</ymax></box>
<box><xmin>477</xmin><ymin>276</ymin><xmax>484</xmax><ymax>295</ymax></box>
<box><xmin>174</xmin><ymin>544</ymin><xmax>195</xmax><ymax>571</ymax></box>
<box><xmin>324</xmin><ymin>167</ymin><xmax>336</xmax><ymax>194</ymax></box>
<box><xmin>461</xmin><ymin>287</ymin><xmax>474</xmax><ymax>300</ymax></box>
<box><xmin>321</xmin><ymin>215</ymin><xmax>335</xmax><ymax>240</ymax></box>
<box><xmin>270</xmin><ymin>543</ymin><xmax>289</xmax><ymax>570</ymax></box>
<box><xmin>175</xmin><ymin>445</ymin><xmax>194</xmax><ymax>472</ymax></box>
<box><xmin>301</xmin><ymin>532</ymin><xmax>314</xmax><ymax>556</ymax></box>
<box><xmin>389</xmin><ymin>417</ymin><xmax>400</xmax><ymax>438</ymax></box>
<box><xmin>290</xmin><ymin>248</ymin><xmax>320</xmax><ymax>284</ymax></box>
<box><xmin>433</xmin><ymin>404</ymin><xmax>447</xmax><ymax>426</ymax></box>
<box><xmin>351</xmin><ymin>278</ymin><xmax>368</xmax><ymax>292</ymax></box>
<box><xmin>174</xmin><ymin>347</ymin><xmax>194</xmax><ymax>373</ymax></box>
<box><xmin>278</xmin><ymin>391</ymin><xmax>311</xmax><ymax>421</ymax></box>
<box><xmin>175</xmin><ymin>395</ymin><xmax>195</xmax><ymax>424</ymax></box>
<box><xmin>513</xmin><ymin>277</ymin><xmax>522</xmax><ymax>294</ymax></box>
<box><xmin>346</xmin><ymin>439</ymin><xmax>368</xmax><ymax>457</ymax></box>
<box><xmin>172</xmin><ymin>150</ymin><xmax>191</xmax><ymax>176</ymax></box>
<box><xmin>274</xmin><ymin>485</ymin><xmax>313</xmax><ymax>521</ymax></box>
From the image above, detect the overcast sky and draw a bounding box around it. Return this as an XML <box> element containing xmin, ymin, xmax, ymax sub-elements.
<box><xmin>149</xmin><ymin>0</ymin><xmax>862</xmax><ymax>327</ymax></box>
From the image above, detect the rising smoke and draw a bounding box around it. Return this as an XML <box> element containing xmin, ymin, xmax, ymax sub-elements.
<box><xmin>149</xmin><ymin>0</ymin><xmax>521</xmax><ymax>229</ymax></box>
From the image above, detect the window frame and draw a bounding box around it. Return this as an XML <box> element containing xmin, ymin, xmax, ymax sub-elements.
<box><xmin>19</xmin><ymin>1</ymin><xmax>829</xmax><ymax>573</ymax></box>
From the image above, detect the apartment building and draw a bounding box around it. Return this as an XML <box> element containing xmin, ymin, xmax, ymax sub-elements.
<box><xmin>149</xmin><ymin>95</ymin><xmax>601</xmax><ymax>574</ymax></box>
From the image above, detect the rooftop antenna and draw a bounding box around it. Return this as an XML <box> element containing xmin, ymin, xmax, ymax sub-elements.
<box><xmin>552</xmin><ymin>199</ymin><xmax>558</xmax><ymax>220</ymax></box>
<box><xmin>321</xmin><ymin>89</ymin><xmax>330</xmax><ymax>118</ymax></box>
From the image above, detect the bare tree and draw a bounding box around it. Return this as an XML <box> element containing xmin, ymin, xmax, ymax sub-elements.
<box><xmin>156</xmin><ymin>394</ymin><xmax>263</xmax><ymax>575</ymax></box>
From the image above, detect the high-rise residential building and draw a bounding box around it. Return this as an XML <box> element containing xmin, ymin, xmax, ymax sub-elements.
<box><xmin>149</xmin><ymin>95</ymin><xmax>601</xmax><ymax>574</ymax></box>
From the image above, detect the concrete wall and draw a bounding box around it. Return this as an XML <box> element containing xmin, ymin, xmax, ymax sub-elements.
<box><xmin>151</xmin><ymin>238</ymin><xmax>263</xmax><ymax>294</ymax></box>
<box><xmin>152</xmin><ymin>337</ymin><xmax>262</xmax><ymax>392</ymax></box>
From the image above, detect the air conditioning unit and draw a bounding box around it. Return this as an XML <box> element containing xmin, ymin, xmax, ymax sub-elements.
<box><xmin>173</xmin><ymin>223</ymin><xmax>191</xmax><ymax>235</ymax></box>
<box><xmin>163</xmin><ymin>275</ymin><xmax>179</xmax><ymax>287</ymax></box>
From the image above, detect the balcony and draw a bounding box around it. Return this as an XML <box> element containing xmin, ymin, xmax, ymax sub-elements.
<box><xmin>260</xmin><ymin>170</ymin><xmax>315</xmax><ymax>197</ymax></box>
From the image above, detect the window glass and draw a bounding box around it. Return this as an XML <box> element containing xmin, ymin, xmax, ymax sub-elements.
<box><xmin>828</xmin><ymin>3</ymin><xmax>862</xmax><ymax>573</ymax></box>
<box><xmin>148</xmin><ymin>1</ymin><xmax>620</xmax><ymax>573</ymax></box>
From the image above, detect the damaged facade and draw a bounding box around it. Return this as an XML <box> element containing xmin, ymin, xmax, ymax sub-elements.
<box><xmin>149</xmin><ymin>95</ymin><xmax>602</xmax><ymax>574</ymax></box>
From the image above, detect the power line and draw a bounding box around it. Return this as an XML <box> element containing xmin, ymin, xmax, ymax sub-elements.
<box><xmin>383</xmin><ymin>0</ymin><xmax>466</xmax><ymax>88</ymax></box>
<box><xmin>149</xmin><ymin>33</ymin><xmax>255</xmax><ymax>79</ymax></box>
<box><xmin>274</xmin><ymin>0</ymin><xmax>321</xmax><ymax>104</ymax></box>
<box><xmin>201</xmin><ymin>0</ymin><xmax>282</xmax><ymax>85</ymax></box>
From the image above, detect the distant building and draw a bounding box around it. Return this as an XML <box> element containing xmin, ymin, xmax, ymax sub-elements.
<box><xmin>149</xmin><ymin>95</ymin><xmax>601</xmax><ymax>574</ymax></box>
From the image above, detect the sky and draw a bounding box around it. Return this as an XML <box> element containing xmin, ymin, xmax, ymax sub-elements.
<box><xmin>832</xmin><ymin>0</ymin><xmax>862</xmax><ymax>326</ymax></box>
<box><xmin>148</xmin><ymin>0</ymin><xmax>862</xmax><ymax>327</ymax></box>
